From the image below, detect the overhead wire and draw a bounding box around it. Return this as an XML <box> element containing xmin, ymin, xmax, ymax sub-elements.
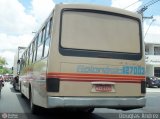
<box><xmin>124</xmin><ymin>0</ymin><xmax>141</xmax><ymax>9</ymax></box>
<box><xmin>143</xmin><ymin>0</ymin><xmax>160</xmax><ymax>8</ymax></box>
<box><xmin>123</xmin><ymin>0</ymin><xmax>160</xmax><ymax>14</ymax></box>
<box><xmin>137</xmin><ymin>0</ymin><xmax>160</xmax><ymax>14</ymax></box>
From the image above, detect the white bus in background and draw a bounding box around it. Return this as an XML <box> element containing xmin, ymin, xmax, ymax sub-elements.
<box><xmin>18</xmin><ymin>4</ymin><xmax>146</xmax><ymax>114</ymax></box>
<box><xmin>13</xmin><ymin>46</ymin><xmax>26</xmax><ymax>90</ymax></box>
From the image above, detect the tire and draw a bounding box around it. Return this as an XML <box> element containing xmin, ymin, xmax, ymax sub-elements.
<box><xmin>146</xmin><ymin>83</ymin><xmax>149</xmax><ymax>88</ymax></box>
<box><xmin>78</xmin><ymin>108</ymin><xmax>94</xmax><ymax>113</ymax></box>
<box><xmin>20</xmin><ymin>92</ymin><xmax>25</xmax><ymax>98</ymax></box>
<box><xmin>147</xmin><ymin>83</ymin><xmax>151</xmax><ymax>88</ymax></box>
<box><xmin>0</xmin><ymin>88</ymin><xmax>1</xmax><ymax>98</ymax></box>
<box><xmin>20</xmin><ymin>83</ymin><xmax>25</xmax><ymax>98</ymax></box>
<box><xmin>84</xmin><ymin>108</ymin><xmax>94</xmax><ymax>113</ymax></box>
<box><xmin>13</xmin><ymin>83</ymin><xmax>15</xmax><ymax>89</ymax></box>
<box><xmin>29</xmin><ymin>88</ymin><xmax>39</xmax><ymax>114</ymax></box>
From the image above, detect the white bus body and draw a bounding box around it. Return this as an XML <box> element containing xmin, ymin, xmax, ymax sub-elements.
<box><xmin>19</xmin><ymin>4</ymin><xmax>146</xmax><ymax>113</ymax></box>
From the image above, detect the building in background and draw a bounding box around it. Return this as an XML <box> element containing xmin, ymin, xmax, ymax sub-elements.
<box><xmin>145</xmin><ymin>42</ymin><xmax>160</xmax><ymax>77</ymax></box>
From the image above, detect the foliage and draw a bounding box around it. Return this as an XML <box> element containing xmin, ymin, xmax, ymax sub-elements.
<box><xmin>0</xmin><ymin>56</ymin><xmax>11</xmax><ymax>74</ymax></box>
<box><xmin>0</xmin><ymin>56</ymin><xmax>7</xmax><ymax>65</ymax></box>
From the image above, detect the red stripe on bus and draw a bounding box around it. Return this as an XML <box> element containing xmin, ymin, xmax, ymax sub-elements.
<box><xmin>47</xmin><ymin>76</ymin><xmax>142</xmax><ymax>83</ymax></box>
<box><xmin>46</xmin><ymin>72</ymin><xmax>145</xmax><ymax>83</ymax></box>
<box><xmin>60</xmin><ymin>79</ymin><xmax>141</xmax><ymax>83</ymax></box>
<box><xmin>47</xmin><ymin>72</ymin><xmax>145</xmax><ymax>78</ymax></box>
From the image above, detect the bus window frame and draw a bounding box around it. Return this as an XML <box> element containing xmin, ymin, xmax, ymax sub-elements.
<box><xmin>59</xmin><ymin>9</ymin><xmax>143</xmax><ymax>60</ymax></box>
<box><xmin>34</xmin><ymin>18</ymin><xmax>52</xmax><ymax>61</ymax></box>
<box><xmin>42</xmin><ymin>18</ymin><xmax>52</xmax><ymax>58</ymax></box>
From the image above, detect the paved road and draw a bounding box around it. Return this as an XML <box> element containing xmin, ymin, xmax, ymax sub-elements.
<box><xmin>0</xmin><ymin>82</ymin><xmax>160</xmax><ymax>119</ymax></box>
<box><xmin>0</xmin><ymin>82</ymin><xmax>30</xmax><ymax>113</ymax></box>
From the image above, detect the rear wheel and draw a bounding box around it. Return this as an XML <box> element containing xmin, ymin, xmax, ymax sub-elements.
<box><xmin>29</xmin><ymin>87</ymin><xmax>39</xmax><ymax>114</ymax></box>
<box><xmin>0</xmin><ymin>87</ymin><xmax>1</xmax><ymax>98</ymax></box>
<box><xmin>77</xmin><ymin>108</ymin><xmax>94</xmax><ymax>113</ymax></box>
<box><xmin>86</xmin><ymin>108</ymin><xmax>94</xmax><ymax>113</ymax></box>
<box><xmin>84</xmin><ymin>108</ymin><xmax>94</xmax><ymax>113</ymax></box>
<box><xmin>146</xmin><ymin>83</ymin><xmax>151</xmax><ymax>88</ymax></box>
<box><xmin>20</xmin><ymin>83</ymin><xmax>25</xmax><ymax>98</ymax></box>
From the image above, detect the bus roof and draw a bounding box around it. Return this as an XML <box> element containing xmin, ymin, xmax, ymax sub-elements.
<box><xmin>56</xmin><ymin>3</ymin><xmax>142</xmax><ymax>20</ymax></box>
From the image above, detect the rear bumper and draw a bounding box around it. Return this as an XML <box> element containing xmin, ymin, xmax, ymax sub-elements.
<box><xmin>47</xmin><ymin>97</ymin><xmax>146</xmax><ymax>109</ymax></box>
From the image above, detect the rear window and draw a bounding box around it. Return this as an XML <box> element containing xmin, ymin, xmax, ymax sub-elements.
<box><xmin>59</xmin><ymin>9</ymin><xmax>142</xmax><ymax>60</ymax></box>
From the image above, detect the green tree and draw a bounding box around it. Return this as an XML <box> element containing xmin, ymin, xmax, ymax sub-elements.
<box><xmin>0</xmin><ymin>56</ymin><xmax>11</xmax><ymax>74</ymax></box>
<box><xmin>0</xmin><ymin>56</ymin><xmax>7</xmax><ymax>66</ymax></box>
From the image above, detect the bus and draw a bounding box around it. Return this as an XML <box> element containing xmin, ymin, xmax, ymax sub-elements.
<box><xmin>18</xmin><ymin>4</ymin><xmax>146</xmax><ymax>113</ymax></box>
<box><xmin>13</xmin><ymin>46</ymin><xmax>26</xmax><ymax>90</ymax></box>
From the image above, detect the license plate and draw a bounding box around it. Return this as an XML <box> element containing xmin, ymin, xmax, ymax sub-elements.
<box><xmin>91</xmin><ymin>82</ymin><xmax>115</xmax><ymax>92</ymax></box>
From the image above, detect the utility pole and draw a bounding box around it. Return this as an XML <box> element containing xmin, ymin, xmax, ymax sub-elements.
<box><xmin>144</xmin><ymin>19</ymin><xmax>156</xmax><ymax>40</ymax></box>
<box><xmin>136</xmin><ymin>0</ymin><xmax>159</xmax><ymax>38</ymax></box>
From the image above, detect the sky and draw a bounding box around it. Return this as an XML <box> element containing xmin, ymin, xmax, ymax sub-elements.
<box><xmin>0</xmin><ymin>0</ymin><xmax>160</xmax><ymax>68</ymax></box>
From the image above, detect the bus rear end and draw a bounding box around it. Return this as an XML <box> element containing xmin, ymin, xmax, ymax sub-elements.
<box><xmin>47</xmin><ymin>4</ymin><xmax>146</xmax><ymax>110</ymax></box>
